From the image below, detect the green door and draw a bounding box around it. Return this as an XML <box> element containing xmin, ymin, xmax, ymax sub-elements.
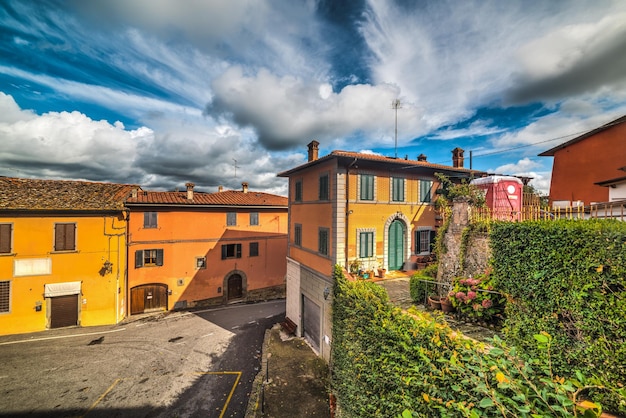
<box><xmin>388</xmin><ymin>220</ymin><xmax>405</xmax><ymax>270</ymax></box>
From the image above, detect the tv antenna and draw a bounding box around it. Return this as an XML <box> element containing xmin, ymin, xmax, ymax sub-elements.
<box><xmin>391</xmin><ymin>99</ymin><xmax>402</xmax><ymax>158</ymax></box>
<box><xmin>232</xmin><ymin>158</ymin><xmax>239</xmax><ymax>179</ymax></box>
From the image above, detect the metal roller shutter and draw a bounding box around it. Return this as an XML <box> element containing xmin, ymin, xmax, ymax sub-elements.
<box><xmin>302</xmin><ymin>295</ymin><xmax>320</xmax><ymax>352</ymax></box>
<box><xmin>50</xmin><ymin>294</ymin><xmax>78</xmax><ymax>328</ymax></box>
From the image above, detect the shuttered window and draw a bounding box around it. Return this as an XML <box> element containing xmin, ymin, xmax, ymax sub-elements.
<box><xmin>420</xmin><ymin>180</ymin><xmax>433</xmax><ymax>203</ymax></box>
<box><xmin>294</xmin><ymin>224</ymin><xmax>302</xmax><ymax>246</ymax></box>
<box><xmin>360</xmin><ymin>175</ymin><xmax>374</xmax><ymax>201</ymax></box>
<box><xmin>295</xmin><ymin>180</ymin><xmax>303</xmax><ymax>202</ymax></box>
<box><xmin>392</xmin><ymin>177</ymin><xmax>405</xmax><ymax>202</ymax></box>
<box><xmin>143</xmin><ymin>212</ymin><xmax>158</xmax><ymax>228</ymax></box>
<box><xmin>54</xmin><ymin>223</ymin><xmax>76</xmax><ymax>251</ymax></box>
<box><xmin>227</xmin><ymin>212</ymin><xmax>237</xmax><ymax>226</ymax></box>
<box><xmin>319</xmin><ymin>174</ymin><xmax>329</xmax><ymax>200</ymax></box>
<box><xmin>359</xmin><ymin>232</ymin><xmax>374</xmax><ymax>258</ymax></box>
<box><xmin>221</xmin><ymin>243</ymin><xmax>242</xmax><ymax>259</ymax></box>
<box><xmin>249</xmin><ymin>242</ymin><xmax>259</xmax><ymax>257</ymax></box>
<box><xmin>135</xmin><ymin>249</ymin><xmax>164</xmax><ymax>268</ymax></box>
<box><xmin>250</xmin><ymin>212</ymin><xmax>259</xmax><ymax>226</ymax></box>
<box><xmin>318</xmin><ymin>228</ymin><xmax>329</xmax><ymax>256</ymax></box>
<box><xmin>0</xmin><ymin>224</ymin><xmax>12</xmax><ymax>254</ymax></box>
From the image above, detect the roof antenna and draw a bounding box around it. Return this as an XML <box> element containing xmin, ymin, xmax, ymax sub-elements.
<box><xmin>232</xmin><ymin>158</ymin><xmax>238</xmax><ymax>179</ymax></box>
<box><xmin>391</xmin><ymin>99</ymin><xmax>402</xmax><ymax>158</ymax></box>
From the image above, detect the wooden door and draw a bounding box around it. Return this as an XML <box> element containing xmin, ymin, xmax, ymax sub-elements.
<box><xmin>228</xmin><ymin>275</ymin><xmax>243</xmax><ymax>300</ymax></box>
<box><xmin>388</xmin><ymin>220</ymin><xmax>405</xmax><ymax>270</ymax></box>
<box><xmin>130</xmin><ymin>284</ymin><xmax>167</xmax><ymax>314</ymax></box>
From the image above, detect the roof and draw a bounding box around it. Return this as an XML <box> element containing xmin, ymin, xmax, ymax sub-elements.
<box><xmin>595</xmin><ymin>175</ymin><xmax>626</xmax><ymax>187</ymax></box>
<box><xmin>539</xmin><ymin>114</ymin><xmax>626</xmax><ymax>157</ymax></box>
<box><xmin>277</xmin><ymin>150</ymin><xmax>484</xmax><ymax>177</ymax></box>
<box><xmin>0</xmin><ymin>177</ymin><xmax>138</xmax><ymax>211</ymax></box>
<box><xmin>126</xmin><ymin>189</ymin><xmax>287</xmax><ymax>208</ymax></box>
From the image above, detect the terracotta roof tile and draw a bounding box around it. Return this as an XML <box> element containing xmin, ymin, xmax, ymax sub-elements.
<box><xmin>126</xmin><ymin>189</ymin><xmax>287</xmax><ymax>207</ymax></box>
<box><xmin>0</xmin><ymin>177</ymin><xmax>138</xmax><ymax>211</ymax></box>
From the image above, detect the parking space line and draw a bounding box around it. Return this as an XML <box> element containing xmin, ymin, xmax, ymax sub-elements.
<box><xmin>81</xmin><ymin>378</ymin><xmax>121</xmax><ymax>418</ymax></box>
<box><xmin>196</xmin><ymin>371</ymin><xmax>242</xmax><ymax>418</ymax></box>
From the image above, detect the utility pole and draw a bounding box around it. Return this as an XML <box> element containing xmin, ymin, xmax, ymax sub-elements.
<box><xmin>392</xmin><ymin>99</ymin><xmax>402</xmax><ymax>158</ymax></box>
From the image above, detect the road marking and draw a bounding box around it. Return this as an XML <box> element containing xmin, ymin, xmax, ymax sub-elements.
<box><xmin>248</xmin><ymin>320</ymin><xmax>257</xmax><ymax>324</ymax></box>
<box><xmin>0</xmin><ymin>328</ymin><xmax>126</xmax><ymax>346</ymax></box>
<box><xmin>231</xmin><ymin>325</ymin><xmax>240</xmax><ymax>329</ymax></box>
<box><xmin>80</xmin><ymin>378</ymin><xmax>121</xmax><ymax>418</ymax></box>
<box><xmin>195</xmin><ymin>371</ymin><xmax>242</xmax><ymax>418</ymax></box>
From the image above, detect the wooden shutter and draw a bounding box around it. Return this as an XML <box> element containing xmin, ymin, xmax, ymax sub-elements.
<box><xmin>221</xmin><ymin>245</ymin><xmax>227</xmax><ymax>259</ymax></box>
<box><xmin>0</xmin><ymin>224</ymin><xmax>11</xmax><ymax>254</ymax></box>
<box><xmin>156</xmin><ymin>249</ymin><xmax>164</xmax><ymax>266</ymax></box>
<box><xmin>135</xmin><ymin>250</ymin><xmax>144</xmax><ymax>268</ymax></box>
<box><xmin>236</xmin><ymin>244</ymin><xmax>242</xmax><ymax>258</ymax></box>
<box><xmin>55</xmin><ymin>223</ymin><xmax>75</xmax><ymax>251</ymax></box>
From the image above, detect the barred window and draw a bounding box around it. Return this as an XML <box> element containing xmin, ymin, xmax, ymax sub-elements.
<box><xmin>0</xmin><ymin>281</ymin><xmax>10</xmax><ymax>313</ymax></box>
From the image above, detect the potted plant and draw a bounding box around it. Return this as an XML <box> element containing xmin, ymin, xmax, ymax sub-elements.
<box><xmin>428</xmin><ymin>293</ymin><xmax>442</xmax><ymax>310</ymax></box>
<box><xmin>376</xmin><ymin>263</ymin><xmax>386</xmax><ymax>278</ymax></box>
<box><xmin>440</xmin><ymin>292</ymin><xmax>455</xmax><ymax>313</ymax></box>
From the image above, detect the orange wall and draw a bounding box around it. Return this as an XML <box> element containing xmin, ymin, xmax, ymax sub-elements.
<box><xmin>0</xmin><ymin>214</ymin><xmax>127</xmax><ymax>336</ymax></box>
<box><xmin>550</xmin><ymin>123</ymin><xmax>626</xmax><ymax>205</ymax></box>
<box><xmin>128</xmin><ymin>207</ymin><xmax>287</xmax><ymax>311</ymax></box>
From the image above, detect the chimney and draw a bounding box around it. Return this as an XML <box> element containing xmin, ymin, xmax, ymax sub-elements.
<box><xmin>452</xmin><ymin>147</ymin><xmax>464</xmax><ymax>168</ymax></box>
<box><xmin>417</xmin><ymin>153</ymin><xmax>427</xmax><ymax>162</ymax></box>
<box><xmin>242</xmin><ymin>182</ymin><xmax>249</xmax><ymax>193</ymax></box>
<box><xmin>185</xmin><ymin>182</ymin><xmax>194</xmax><ymax>200</ymax></box>
<box><xmin>131</xmin><ymin>188</ymin><xmax>138</xmax><ymax>198</ymax></box>
<box><xmin>307</xmin><ymin>140</ymin><xmax>319</xmax><ymax>162</ymax></box>
<box><xmin>218</xmin><ymin>185</ymin><xmax>223</xmax><ymax>192</ymax></box>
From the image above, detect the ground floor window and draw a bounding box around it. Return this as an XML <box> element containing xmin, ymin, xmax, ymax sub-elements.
<box><xmin>0</xmin><ymin>280</ymin><xmax>10</xmax><ymax>313</ymax></box>
<box><xmin>415</xmin><ymin>229</ymin><xmax>436</xmax><ymax>254</ymax></box>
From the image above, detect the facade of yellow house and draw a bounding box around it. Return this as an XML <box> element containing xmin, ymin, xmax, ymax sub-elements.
<box><xmin>278</xmin><ymin>141</ymin><xmax>483</xmax><ymax>360</ymax></box>
<box><xmin>125</xmin><ymin>182</ymin><xmax>288</xmax><ymax>315</ymax></box>
<box><xmin>0</xmin><ymin>177</ymin><xmax>137</xmax><ymax>336</ymax></box>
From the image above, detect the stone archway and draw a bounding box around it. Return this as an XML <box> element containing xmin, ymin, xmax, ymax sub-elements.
<box><xmin>223</xmin><ymin>270</ymin><xmax>248</xmax><ymax>303</ymax></box>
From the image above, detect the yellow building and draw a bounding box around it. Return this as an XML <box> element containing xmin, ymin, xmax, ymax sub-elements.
<box><xmin>277</xmin><ymin>141</ymin><xmax>482</xmax><ymax>360</ymax></box>
<box><xmin>0</xmin><ymin>177</ymin><xmax>137</xmax><ymax>336</ymax></box>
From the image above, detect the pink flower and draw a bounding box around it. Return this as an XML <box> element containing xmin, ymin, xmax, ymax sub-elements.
<box><xmin>482</xmin><ymin>299</ymin><xmax>493</xmax><ymax>309</ymax></box>
<box><xmin>467</xmin><ymin>291</ymin><xmax>477</xmax><ymax>300</ymax></box>
<box><xmin>472</xmin><ymin>303</ymin><xmax>482</xmax><ymax>311</ymax></box>
<box><xmin>455</xmin><ymin>292</ymin><xmax>466</xmax><ymax>301</ymax></box>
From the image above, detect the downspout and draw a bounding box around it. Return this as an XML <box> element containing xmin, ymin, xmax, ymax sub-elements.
<box><xmin>103</xmin><ymin>213</ymin><xmax>127</xmax><ymax>323</ymax></box>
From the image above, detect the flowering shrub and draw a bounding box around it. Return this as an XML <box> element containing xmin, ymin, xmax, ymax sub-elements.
<box><xmin>450</xmin><ymin>271</ymin><xmax>505</xmax><ymax>322</ymax></box>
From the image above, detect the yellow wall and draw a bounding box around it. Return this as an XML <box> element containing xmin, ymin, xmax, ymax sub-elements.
<box><xmin>0</xmin><ymin>214</ymin><xmax>127</xmax><ymax>336</ymax></box>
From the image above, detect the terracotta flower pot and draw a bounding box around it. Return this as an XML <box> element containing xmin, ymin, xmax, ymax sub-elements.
<box><xmin>441</xmin><ymin>298</ymin><xmax>455</xmax><ymax>313</ymax></box>
<box><xmin>428</xmin><ymin>296</ymin><xmax>442</xmax><ymax>310</ymax></box>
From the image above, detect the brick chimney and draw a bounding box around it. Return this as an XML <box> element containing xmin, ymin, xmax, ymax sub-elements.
<box><xmin>242</xmin><ymin>182</ymin><xmax>249</xmax><ymax>193</ymax></box>
<box><xmin>417</xmin><ymin>153</ymin><xmax>427</xmax><ymax>162</ymax></box>
<box><xmin>452</xmin><ymin>147</ymin><xmax>464</xmax><ymax>168</ymax></box>
<box><xmin>307</xmin><ymin>140</ymin><xmax>319</xmax><ymax>162</ymax></box>
<box><xmin>185</xmin><ymin>182</ymin><xmax>195</xmax><ymax>200</ymax></box>
<box><xmin>218</xmin><ymin>185</ymin><xmax>223</xmax><ymax>192</ymax></box>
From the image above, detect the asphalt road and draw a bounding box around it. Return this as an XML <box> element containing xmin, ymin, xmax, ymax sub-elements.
<box><xmin>0</xmin><ymin>300</ymin><xmax>286</xmax><ymax>418</ymax></box>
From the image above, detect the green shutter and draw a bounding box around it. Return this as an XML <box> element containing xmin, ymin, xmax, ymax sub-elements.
<box><xmin>135</xmin><ymin>250</ymin><xmax>144</xmax><ymax>268</ymax></box>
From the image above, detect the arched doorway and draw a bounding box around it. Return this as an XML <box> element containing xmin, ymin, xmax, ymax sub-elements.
<box><xmin>227</xmin><ymin>274</ymin><xmax>243</xmax><ymax>300</ymax></box>
<box><xmin>130</xmin><ymin>284</ymin><xmax>168</xmax><ymax>315</ymax></box>
<box><xmin>388</xmin><ymin>219</ymin><xmax>406</xmax><ymax>270</ymax></box>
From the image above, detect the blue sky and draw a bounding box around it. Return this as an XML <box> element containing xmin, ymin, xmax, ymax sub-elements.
<box><xmin>1</xmin><ymin>0</ymin><xmax>626</xmax><ymax>196</ymax></box>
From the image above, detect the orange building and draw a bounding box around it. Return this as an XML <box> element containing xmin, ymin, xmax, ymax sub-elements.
<box><xmin>0</xmin><ymin>177</ymin><xmax>136</xmax><ymax>336</ymax></box>
<box><xmin>540</xmin><ymin>115</ymin><xmax>626</xmax><ymax>206</ymax></box>
<box><xmin>278</xmin><ymin>142</ymin><xmax>482</xmax><ymax>360</ymax></box>
<box><xmin>125</xmin><ymin>182</ymin><xmax>288</xmax><ymax>314</ymax></box>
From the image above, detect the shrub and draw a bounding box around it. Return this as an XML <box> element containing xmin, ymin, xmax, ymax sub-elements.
<box><xmin>421</xmin><ymin>262</ymin><xmax>438</xmax><ymax>278</ymax></box>
<box><xmin>450</xmin><ymin>270</ymin><xmax>505</xmax><ymax>323</ymax></box>
<box><xmin>409</xmin><ymin>274</ymin><xmax>431</xmax><ymax>304</ymax></box>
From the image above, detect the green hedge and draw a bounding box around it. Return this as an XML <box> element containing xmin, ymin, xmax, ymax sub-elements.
<box><xmin>490</xmin><ymin>219</ymin><xmax>626</xmax><ymax>413</ymax></box>
<box><xmin>331</xmin><ymin>265</ymin><xmax>622</xmax><ymax>417</ymax></box>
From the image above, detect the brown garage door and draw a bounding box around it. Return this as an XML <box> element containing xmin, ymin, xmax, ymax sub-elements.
<box><xmin>131</xmin><ymin>284</ymin><xmax>168</xmax><ymax>315</ymax></box>
<box><xmin>50</xmin><ymin>294</ymin><xmax>79</xmax><ymax>328</ymax></box>
<box><xmin>302</xmin><ymin>295</ymin><xmax>320</xmax><ymax>352</ymax></box>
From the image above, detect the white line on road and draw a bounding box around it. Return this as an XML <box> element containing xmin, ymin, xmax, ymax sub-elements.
<box><xmin>0</xmin><ymin>328</ymin><xmax>126</xmax><ymax>346</ymax></box>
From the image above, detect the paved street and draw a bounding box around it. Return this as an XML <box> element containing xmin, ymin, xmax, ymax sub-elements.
<box><xmin>0</xmin><ymin>300</ymin><xmax>285</xmax><ymax>418</ymax></box>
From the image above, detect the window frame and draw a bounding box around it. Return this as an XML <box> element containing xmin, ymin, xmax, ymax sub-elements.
<box><xmin>196</xmin><ymin>256</ymin><xmax>207</xmax><ymax>269</ymax></box>
<box><xmin>226</xmin><ymin>212</ymin><xmax>237</xmax><ymax>226</ymax></box>
<box><xmin>358</xmin><ymin>231</ymin><xmax>375</xmax><ymax>258</ymax></box>
<box><xmin>0</xmin><ymin>280</ymin><xmax>10</xmax><ymax>313</ymax></box>
<box><xmin>54</xmin><ymin>223</ymin><xmax>76</xmax><ymax>252</ymax></box>
<box><xmin>391</xmin><ymin>177</ymin><xmax>405</xmax><ymax>202</ymax></box>
<box><xmin>0</xmin><ymin>223</ymin><xmax>12</xmax><ymax>254</ymax></box>
<box><xmin>249</xmin><ymin>242</ymin><xmax>259</xmax><ymax>257</ymax></box>
<box><xmin>135</xmin><ymin>249</ymin><xmax>164</xmax><ymax>268</ymax></box>
<box><xmin>221</xmin><ymin>243</ymin><xmax>242</xmax><ymax>259</ymax></box>
<box><xmin>319</xmin><ymin>173</ymin><xmax>330</xmax><ymax>201</ymax></box>
<box><xmin>359</xmin><ymin>174</ymin><xmax>374</xmax><ymax>201</ymax></box>
<box><xmin>143</xmin><ymin>212</ymin><xmax>158</xmax><ymax>228</ymax></box>
<box><xmin>295</xmin><ymin>179</ymin><xmax>303</xmax><ymax>202</ymax></box>
<box><xmin>415</xmin><ymin>229</ymin><xmax>436</xmax><ymax>255</ymax></box>
<box><xmin>294</xmin><ymin>223</ymin><xmax>302</xmax><ymax>247</ymax></box>
<box><xmin>318</xmin><ymin>227</ymin><xmax>329</xmax><ymax>256</ymax></box>
<box><xmin>250</xmin><ymin>212</ymin><xmax>259</xmax><ymax>226</ymax></box>
<box><xmin>420</xmin><ymin>180</ymin><xmax>433</xmax><ymax>203</ymax></box>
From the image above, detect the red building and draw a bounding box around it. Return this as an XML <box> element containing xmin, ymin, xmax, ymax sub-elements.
<box><xmin>540</xmin><ymin>115</ymin><xmax>626</xmax><ymax>206</ymax></box>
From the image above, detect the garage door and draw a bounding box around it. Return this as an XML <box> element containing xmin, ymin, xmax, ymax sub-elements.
<box><xmin>131</xmin><ymin>284</ymin><xmax>168</xmax><ymax>315</ymax></box>
<box><xmin>50</xmin><ymin>294</ymin><xmax>79</xmax><ymax>328</ymax></box>
<box><xmin>302</xmin><ymin>295</ymin><xmax>320</xmax><ymax>352</ymax></box>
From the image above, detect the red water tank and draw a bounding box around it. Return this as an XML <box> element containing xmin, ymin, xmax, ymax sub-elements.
<box><xmin>470</xmin><ymin>176</ymin><xmax>523</xmax><ymax>221</ymax></box>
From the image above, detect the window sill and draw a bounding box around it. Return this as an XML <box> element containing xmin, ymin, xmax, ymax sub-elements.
<box><xmin>51</xmin><ymin>250</ymin><xmax>78</xmax><ymax>254</ymax></box>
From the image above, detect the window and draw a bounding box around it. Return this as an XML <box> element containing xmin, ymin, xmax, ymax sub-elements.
<box><xmin>54</xmin><ymin>223</ymin><xmax>76</xmax><ymax>251</ymax></box>
<box><xmin>392</xmin><ymin>177</ymin><xmax>405</xmax><ymax>202</ymax></box>
<box><xmin>319</xmin><ymin>174</ymin><xmax>329</xmax><ymax>200</ymax></box>
<box><xmin>415</xmin><ymin>229</ymin><xmax>436</xmax><ymax>254</ymax></box>
<box><xmin>250</xmin><ymin>212</ymin><xmax>259</xmax><ymax>226</ymax></box>
<box><xmin>359</xmin><ymin>231</ymin><xmax>374</xmax><ymax>258</ymax></box>
<box><xmin>135</xmin><ymin>249</ymin><xmax>164</xmax><ymax>268</ymax></box>
<box><xmin>249</xmin><ymin>242</ymin><xmax>259</xmax><ymax>257</ymax></box>
<box><xmin>0</xmin><ymin>224</ymin><xmax>12</xmax><ymax>254</ymax></box>
<box><xmin>295</xmin><ymin>180</ymin><xmax>303</xmax><ymax>202</ymax></box>
<box><xmin>0</xmin><ymin>280</ymin><xmax>10</xmax><ymax>313</ymax></box>
<box><xmin>227</xmin><ymin>212</ymin><xmax>237</xmax><ymax>226</ymax></box>
<box><xmin>143</xmin><ymin>212</ymin><xmax>158</xmax><ymax>228</ymax></box>
<box><xmin>420</xmin><ymin>180</ymin><xmax>433</xmax><ymax>203</ymax></box>
<box><xmin>221</xmin><ymin>243</ymin><xmax>242</xmax><ymax>259</ymax></box>
<box><xmin>294</xmin><ymin>224</ymin><xmax>302</xmax><ymax>246</ymax></box>
<box><xmin>318</xmin><ymin>228</ymin><xmax>329</xmax><ymax>256</ymax></box>
<box><xmin>360</xmin><ymin>175</ymin><xmax>374</xmax><ymax>201</ymax></box>
<box><xmin>196</xmin><ymin>257</ymin><xmax>206</xmax><ymax>269</ymax></box>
